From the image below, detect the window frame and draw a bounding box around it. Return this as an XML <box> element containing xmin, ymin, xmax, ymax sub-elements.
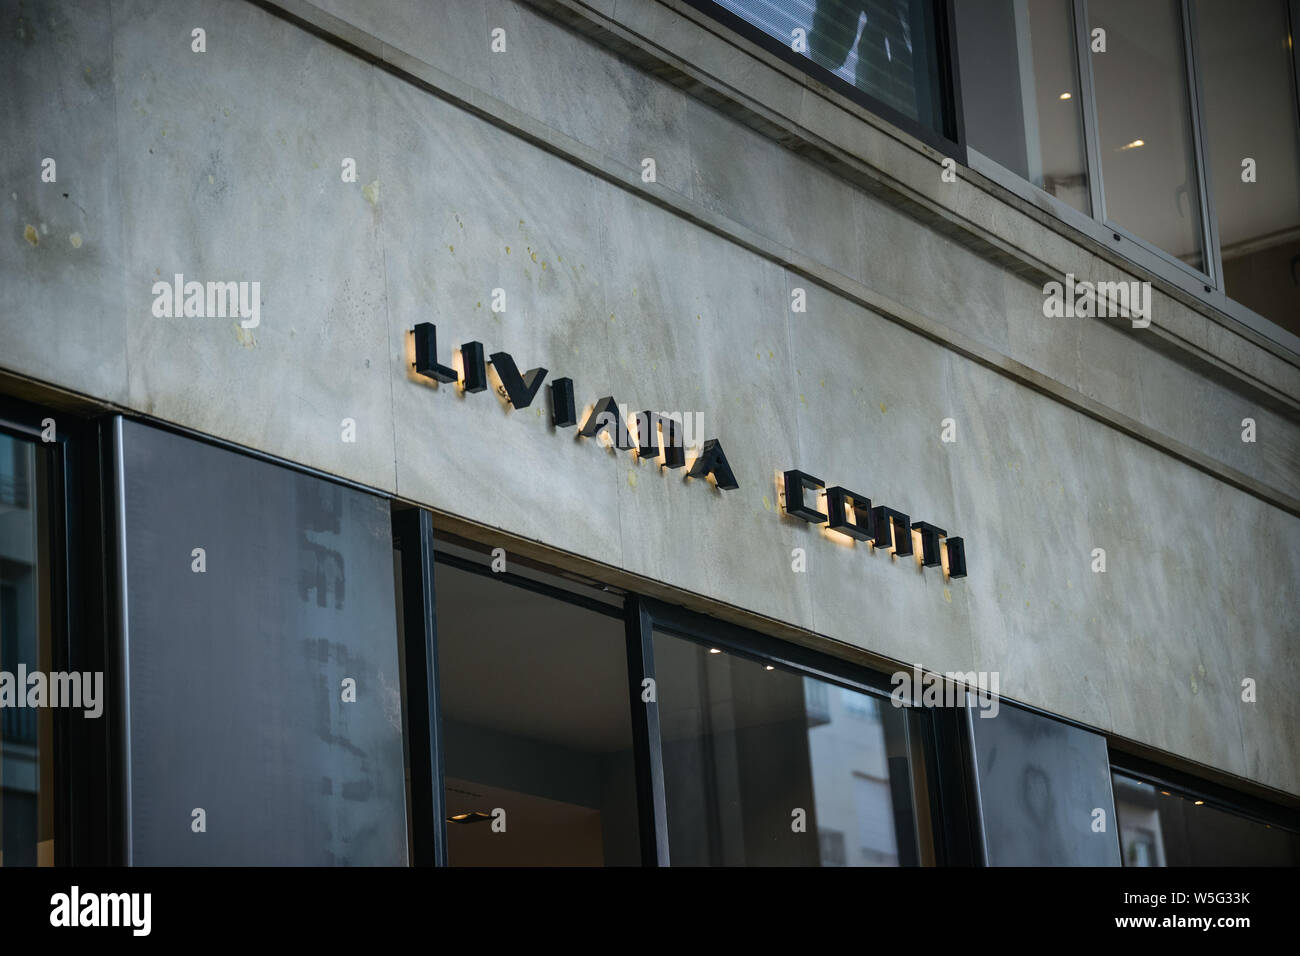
<box><xmin>962</xmin><ymin>0</ymin><xmax>1300</xmax><ymax>355</ymax></box>
<box><xmin>0</xmin><ymin>394</ymin><xmax>119</xmax><ymax>866</ymax></box>
<box><xmin>1109</xmin><ymin>751</ymin><xmax>1300</xmax><ymax>837</ymax></box>
<box><xmin>682</xmin><ymin>0</ymin><xmax>967</xmax><ymax>158</ymax></box>
<box><xmin>629</xmin><ymin>595</ymin><xmax>960</xmax><ymax>866</ymax></box>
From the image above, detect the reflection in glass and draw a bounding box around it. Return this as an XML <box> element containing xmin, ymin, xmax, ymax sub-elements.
<box><xmin>955</xmin><ymin>0</ymin><xmax>1090</xmax><ymax>213</ymax></box>
<box><xmin>0</xmin><ymin>433</ymin><xmax>53</xmax><ymax>866</ymax></box>
<box><xmin>654</xmin><ymin>631</ymin><xmax>922</xmax><ymax>866</ymax></box>
<box><xmin>1089</xmin><ymin>0</ymin><xmax>1205</xmax><ymax>269</ymax></box>
<box><xmin>1195</xmin><ymin>0</ymin><xmax>1300</xmax><ymax>336</ymax></box>
<box><xmin>709</xmin><ymin>0</ymin><xmax>947</xmax><ymax>133</ymax></box>
<box><xmin>1113</xmin><ymin>772</ymin><xmax>1300</xmax><ymax>866</ymax></box>
<box><xmin>435</xmin><ymin>560</ymin><xmax>640</xmax><ymax>865</ymax></box>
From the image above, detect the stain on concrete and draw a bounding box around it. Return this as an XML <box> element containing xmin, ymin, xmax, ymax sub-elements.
<box><xmin>23</xmin><ymin>224</ymin><xmax>38</xmax><ymax>245</ymax></box>
<box><xmin>69</xmin><ymin>232</ymin><xmax>81</xmax><ymax>248</ymax></box>
<box><xmin>362</xmin><ymin>179</ymin><xmax>380</xmax><ymax>206</ymax></box>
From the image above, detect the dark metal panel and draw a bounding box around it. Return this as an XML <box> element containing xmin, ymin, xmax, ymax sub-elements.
<box><xmin>967</xmin><ymin>698</ymin><xmax>1121</xmax><ymax>866</ymax></box>
<box><xmin>117</xmin><ymin>419</ymin><xmax>406</xmax><ymax>865</ymax></box>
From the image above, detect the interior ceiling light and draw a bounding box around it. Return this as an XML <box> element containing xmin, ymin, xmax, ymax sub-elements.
<box><xmin>1059</xmin><ymin>91</ymin><xmax>1072</xmax><ymax>100</ymax></box>
<box><xmin>447</xmin><ymin>810</ymin><xmax>493</xmax><ymax>825</ymax></box>
<box><xmin>1120</xmin><ymin>139</ymin><xmax>1145</xmax><ymax>151</ymax></box>
<box><xmin>709</xmin><ymin>648</ymin><xmax>722</xmax><ymax>654</ymax></box>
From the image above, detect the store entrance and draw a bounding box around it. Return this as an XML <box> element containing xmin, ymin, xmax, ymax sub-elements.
<box><xmin>431</xmin><ymin>549</ymin><xmax>640</xmax><ymax>866</ymax></box>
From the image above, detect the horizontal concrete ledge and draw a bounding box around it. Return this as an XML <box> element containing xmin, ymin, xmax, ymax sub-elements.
<box><xmin>243</xmin><ymin>0</ymin><xmax>1300</xmax><ymax>519</ymax></box>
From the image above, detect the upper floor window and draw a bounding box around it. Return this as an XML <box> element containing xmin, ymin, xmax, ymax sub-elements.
<box><xmin>955</xmin><ymin>0</ymin><xmax>1091</xmax><ymax>214</ymax></box>
<box><xmin>1194</xmin><ymin>0</ymin><xmax>1300</xmax><ymax>339</ymax></box>
<box><xmin>956</xmin><ymin>0</ymin><xmax>1300</xmax><ymax>342</ymax></box>
<box><xmin>695</xmin><ymin>0</ymin><xmax>960</xmax><ymax>148</ymax></box>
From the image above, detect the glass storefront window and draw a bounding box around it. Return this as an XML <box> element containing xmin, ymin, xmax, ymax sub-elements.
<box><xmin>1113</xmin><ymin>772</ymin><xmax>1300</xmax><ymax>865</ymax></box>
<box><xmin>0</xmin><ymin>432</ymin><xmax>54</xmax><ymax>867</ymax></box>
<box><xmin>1195</xmin><ymin>0</ymin><xmax>1300</xmax><ymax>337</ymax></box>
<box><xmin>955</xmin><ymin>0</ymin><xmax>1091</xmax><ymax>214</ymax></box>
<box><xmin>652</xmin><ymin>630</ymin><xmax>924</xmax><ymax>866</ymax></box>
<box><xmin>434</xmin><ymin>557</ymin><xmax>641</xmax><ymax>866</ymax></box>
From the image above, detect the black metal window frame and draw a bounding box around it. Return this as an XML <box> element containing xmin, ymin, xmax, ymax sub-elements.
<box><xmin>396</xmin><ymin>529</ymin><xmax>1300</xmax><ymax>868</ymax></box>
<box><xmin>681</xmin><ymin>0</ymin><xmax>968</xmax><ymax>158</ymax></box>
<box><xmin>10</xmin><ymin>417</ymin><xmax>1284</xmax><ymax>870</ymax></box>
<box><xmin>392</xmin><ymin>523</ymin><xmax>632</xmax><ymax>866</ymax></box>
<box><xmin>628</xmin><ymin>596</ymin><xmax>980</xmax><ymax>865</ymax></box>
<box><xmin>0</xmin><ymin>394</ymin><xmax>120</xmax><ymax>866</ymax></box>
<box><xmin>391</xmin><ymin>526</ymin><xmax>975</xmax><ymax>867</ymax></box>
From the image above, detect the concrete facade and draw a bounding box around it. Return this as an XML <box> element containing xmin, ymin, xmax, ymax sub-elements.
<box><xmin>3</xmin><ymin>0</ymin><xmax>1298</xmax><ymax>802</ymax></box>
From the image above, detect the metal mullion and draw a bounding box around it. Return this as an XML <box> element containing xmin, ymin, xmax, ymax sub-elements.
<box><xmin>1181</xmin><ymin>0</ymin><xmax>1220</xmax><ymax>288</ymax></box>
<box><xmin>1291</xmin><ymin>2</ymin><xmax>1300</xmax><ymax>128</ymax></box>
<box><xmin>624</xmin><ymin>596</ymin><xmax>670</xmax><ymax>866</ymax></box>
<box><xmin>1073</xmin><ymin>0</ymin><xmax>1107</xmax><ymax>224</ymax></box>
<box><xmin>395</xmin><ymin>508</ymin><xmax>447</xmax><ymax>866</ymax></box>
<box><xmin>941</xmin><ymin>0</ymin><xmax>969</xmax><ymax>158</ymax></box>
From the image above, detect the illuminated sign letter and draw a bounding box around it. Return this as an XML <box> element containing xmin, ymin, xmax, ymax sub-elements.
<box><xmin>689</xmin><ymin>439</ymin><xmax>739</xmax><ymax>490</ymax></box>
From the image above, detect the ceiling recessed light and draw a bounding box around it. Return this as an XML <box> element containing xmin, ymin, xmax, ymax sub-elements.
<box><xmin>709</xmin><ymin>648</ymin><xmax>721</xmax><ymax>654</ymax></box>
<box><xmin>1059</xmin><ymin>92</ymin><xmax>1072</xmax><ymax>100</ymax></box>
<box><xmin>765</xmin><ymin>665</ymin><xmax>775</xmax><ymax>671</ymax></box>
<box><xmin>1120</xmin><ymin>139</ymin><xmax>1145</xmax><ymax>151</ymax></box>
<box><xmin>1193</xmin><ymin>800</ymin><xmax>1205</xmax><ymax>806</ymax></box>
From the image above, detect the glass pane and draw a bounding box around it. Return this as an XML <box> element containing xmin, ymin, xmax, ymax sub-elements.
<box><xmin>0</xmin><ymin>432</ymin><xmax>54</xmax><ymax>867</ymax></box>
<box><xmin>1195</xmin><ymin>0</ymin><xmax>1300</xmax><ymax>336</ymax></box>
<box><xmin>955</xmin><ymin>0</ymin><xmax>1091</xmax><ymax>213</ymax></box>
<box><xmin>653</xmin><ymin>631</ymin><xmax>922</xmax><ymax>866</ymax></box>
<box><xmin>118</xmin><ymin>420</ymin><xmax>407</xmax><ymax>865</ymax></box>
<box><xmin>1113</xmin><ymin>772</ymin><xmax>1300</xmax><ymax>865</ymax></box>
<box><xmin>435</xmin><ymin>560</ymin><xmax>640</xmax><ymax>865</ymax></box>
<box><xmin>708</xmin><ymin>0</ymin><xmax>949</xmax><ymax>135</ymax></box>
<box><xmin>1089</xmin><ymin>0</ymin><xmax>1205</xmax><ymax>269</ymax></box>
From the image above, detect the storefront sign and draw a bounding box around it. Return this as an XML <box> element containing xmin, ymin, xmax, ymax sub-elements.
<box><xmin>410</xmin><ymin>324</ymin><xmax>966</xmax><ymax>578</ymax></box>
<box><xmin>783</xmin><ymin>469</ymin><xmax>965</xmax><ymax>577</ymax></box>
<box><xmin>411</xmin><ymin>323</ymin><xmax>738</xmax><ymax>488</ymax></box>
